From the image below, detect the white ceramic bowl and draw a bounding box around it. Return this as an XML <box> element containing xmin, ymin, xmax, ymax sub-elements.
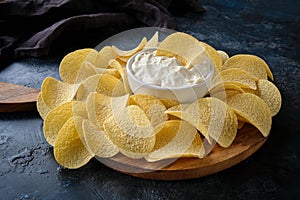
<box><xmin>126</xmin><ymin>48</ymin><xmax>214</xmax><ymax>103</ymax></box>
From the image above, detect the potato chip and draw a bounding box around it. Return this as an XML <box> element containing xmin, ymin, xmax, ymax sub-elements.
<box><xmin>72</xmin><ymin>115</ymin><xmax>94</xmax><ymax>155</ymax></box>
<box><xmin>119</xmin><ymin>150</ymin><xmax>146</xmax><ymax>159</ymax></box>
<box><xmin>156</xmin><ymin>32</ymin><xmax>205</xmax><ymax>67</ymax></box>
<box><xmin>243</xmin><ymin>88</ymin><xmax>258</xmax><ymax>95</ymax></box>
<box><xmin>103</xmin><ymin>105</ymin><xmax>155</xmax><ymax>153</ymax></box>
<box><xmin>43</xmin><ymin>101</ymin><xmax>87</xmax><ymax>146</ymax></box>
<box><xmin>73</xmin><ymin>61</ymin><xmax>122</xmax><ymax>82</ymax></box>
<box><xmin>36</xmin><ymin>92</ymin><xmax>51</xmax><ymax>119</ymax></box>
<box><xmin>227</xmin><ymin>93</ymin><xmax>272</xmax><ymax>137</ymax></box>
<box><xmin>112</xmin><ymin>37</ymin><xmax>147</xmax><ymax>57</ymax></box>
<box><xmin>160</xmin><ymin>101</ymin><xmax>185</xmax><ymax>120</ymax></box>
<box><xmin>159</xmin><ymin>98</ymin><xmax>180</xmax><ymax>109</ymax></box>
<box><xmin>90</xmin><ymin>73</ymin><xmax>125</xmax><ymax>96</ymax></box>
<box><xmin>76</xmin><ymin>62</ymin><xmax>98</xmax><ymax>82</ymax></box>
<box><xmin>213</xmin><ymin>89</ymin><xmax>244</xmax><ymax>102</ymax></box>
<box><xmin>209</xmin><ymin>83</ymin><xmax>245</xmax><ymax>101</ymax></box>
<box><xmin>86</xmin><ymin>61</ymin><xmax>121</xmax><ymax>79</ymax></box>
<box><xmin>238</xmin><ymin>120</ymin><xmax>245</xmax><ymax>129</ymax></box>
<box><xmin>213</xmin><ymin>68</ymin><xmax>258</xmax><ymax>90</ymax></box>
<box><xmin>144</xmin><ymin>31</ymin><xmax>159</xmax><ymax>49</ymax></box>
<box><xmin>210</xmin><ymin>89</ymin><xmax>244</xmax><ymax>102</ymax></box>
<box><xmin>115</xmin><ymin>59</ymin><xmax>127</xmax><ymax>68</ymax></box>
<box><xmin>59</xmin><ymin>48</ymin><xmax>98</xmax><ymax>83</ymax></box>
<box><xmin>166</xmin><ymin>97</ymin><xmax>238</xmax><ymax>147</ymax></box>
<box><xmin>86</xmin><ymin>92</ymin><xmax>129</xmax><ymax>129</ymax></box>
<box><xmin>41</xmin><ymin>77</ymin><xmax>78</xmax><ymax>109</ymax></box>
<box><xmin>95</xmin><ymin>46</ymin><xmax>119</xmax><ymax>68</ymax></box>
<box><xmin>166</xmin><ymin>103</ymin><xmax>190</xmax><ymax>114</ymax></box>
<box><xmin>209</xmin><ymin>82</ymin><xmax>244</xmax><ymax>95</ymax></box>
<box><xmin>86</xmin><ymin>92</ymin><xmax>110</xmax><ymax>128</ymax></box>
<box><xmin>257</xmin><ymin>79</ymin><xmax>282</xmax><ymax>116</ymax></box>
<box><xmin>223</xmin><ymin>54</ymin><xmax>273</xmax><ymax>80</ymax></box>
<box><xmin>116</xmin><ymin>56</ymin><xmax>130</xmax><ymax>63</ymax></box>
<box><xmin>109</xmin><ymin>59</ymin><xmax>132</xmax><ymax>94</ymax></box>
<box><xmin>217</xmin><ymin>50</ymin><xmax>229</xmax><ymax>64</ymax></box>
<box><xmin>145</xmin><ymin>120</ymin><xmax>205</xmax><ymax>162</ymax></box>
<box><xmin>128</xmin><ymin>94</ymin><xmax>167</xmax><ymax>127</ymax></box>
<box><xmin>200</xmin><ymin>42</ymin><xmax>223</xmax><ymax>71</ymax></box>
<box><xmin>54</xmin><ymin>117</ymin><xmax>93</xmax><ymax>169</ymax></box>
<box><xmin>82</xmin><ymin>119</ymin><xmax>119</xmax><ymax>158</ymax></box>
<box><xmin>76</xmin><ymin>74</ymin><xmax>126</xmax><ymax>101</ymax></box>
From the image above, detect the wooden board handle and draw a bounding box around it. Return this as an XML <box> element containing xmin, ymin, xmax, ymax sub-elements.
<box><xmin>0</xmin><ymin>82</ymin><xmax>40</xmax><ymax>112</ymax></box>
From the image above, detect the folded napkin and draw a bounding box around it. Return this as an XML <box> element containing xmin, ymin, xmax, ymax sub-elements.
<box><xmin>0</xmin><ymin>0</ymin><xmax>204</xmax><ymax>68</ymax></box>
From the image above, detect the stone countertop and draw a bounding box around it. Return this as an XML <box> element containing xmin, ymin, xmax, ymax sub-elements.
<box><xmin>0</xmin><ymin>0</ymin><xmax>299</xmax><ymax>199</ymax></box>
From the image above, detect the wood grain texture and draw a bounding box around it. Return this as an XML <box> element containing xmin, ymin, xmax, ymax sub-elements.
<box><xmin>97</xmin><ymin>124</ymin><xmax>267</xmax><ymax>180</ymax></box>
<box><xmin>0</xmin><ymin>82</ymin><xmax>40</xmax><ymax>112</ymax></box>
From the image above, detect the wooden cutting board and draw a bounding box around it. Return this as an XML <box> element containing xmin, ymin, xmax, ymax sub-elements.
<box><xmin>0</xmin><ymin>82</ymin><xmax>40</xmax><ymax>112</ymax></box>
<box><xmin>97</xmin><ymin>124</ymin><xmax>267</xmax><ymax>180</ymax></box>
<box><xmin>0</xmin><ymin>82</ymin><xmax>267</xmax><ymax>180</ymax></box>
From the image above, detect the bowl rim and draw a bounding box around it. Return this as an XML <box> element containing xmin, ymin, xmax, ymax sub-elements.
<box><xmin>126</xmin><ymin>47</ymin><xmax>215</xmax><ymax>91</ymax></box>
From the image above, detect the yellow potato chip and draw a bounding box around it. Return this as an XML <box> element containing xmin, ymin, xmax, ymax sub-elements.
<box><xmin>72</xmin><ymin>61</ymin><xmax>97</xmax><ymax>83</ymax></box>
<box><xmin>36</xmin><ymin>92</ymin><xmax>51</xmax><ymax>119</ymax></box>
<box><xmin>200</xmin><ymin>42</ymin><xmax>223</xmax><ymax>71</ymax></box>
<box><xmin>112</xmin><ymin>37</ymin><xmax>147</xmax><ymax>57</ymax></box>
<box><xmin>227</xmin><ymin>93</ymin><xmax>272</xmax><ymax>137</ymax></box>
<box><xmin>73</xmin><ymin>115</ymin><xmax>94</xmax><ymax>155</ymax></box>
<box><xmin>156</xmin><ymin>32</ymin><xmax>205</xmax><ymax>67</ymax></box>
<box><xmin>257</xmin><ymin>79</ymin><xmax>282</xmax><ymax>116</ymax></box>
<box><xmin>145</xmin><ymin>120</ymin><xmax>205</xmax><ymax>162</ymax></box>
<box><xmin>43</xmin><ymin>101</ymin><xmax>87</xmax><ymax>146</ymax></box>
<box><xmin>166</xmin><ymin>103</ymin><xmax>190</xmax><ymax>114</ymax></box>
<box><xmin>86</xmin><ymin>92</ymin><xmax>129</xmax><ymax>129</ymax></box>
<box><xmin>90</xmin><ymin>73</ymin><xmax>125</xmax><ymax>96</ymax></box>
<box><xmin>160</xmin><ymin>101</ymin><xmax>185</xmax><ymax>121</ymax></box>
<box><xmin>128</xmin><ymin>94</ymin><xmax>168</xmax><ymax>127</ymax></box>
<box><xmin>71</xmin><ymin>61</ymin><xmax>121</xmax><ymax>83</ymax></box>
<box><xmin>109</xmin><ymin>59</ymin><xmax>132</xmax><ymax>94</ymax></box>
<box><xmin>84</xmin><ymin>61</ymin><xmax>121</xmax><ymax>79</ymax></box>
<box><xmin>238</xmin><ymin>120</ymin><xmax>245</xmax><ymax>129</ymax></box>
<box><xmin>213</xmin><ymin>68</ymin><xmax>258</xmax><ymax>90</ymax></box>
<box><xmin>144</xmin><ymin>31</ymin><xmax>159</xmax><ymax>49</ymax></box>
<box><xmin>115</xmin><ymin>59</ymin><xmax>127</xmax><ymax>68</ymax></box>
<box><xmin>223</xmin><ymin>54</ymin><xmax>273</xmax><ymax>80</ymax></box>
<box><xmin>209</xmin><ymin>83</ymin><xmax>245</xmax><ymax>101</ymax></box>
<box><xmin>103</xmin><ymin>105</ymin><xmax>155</xmax><ymax>153</ymax></box>
<box><xmin>86</xmin><ymin>92</ymin><xmax>110</xmax><ymax>128</ymax></box>
<box><xmin>159</xmin><ymin>98</ymin><xmax>180</xmax><ymax>109</ymax></box>
<box><xmin>217</xmin><ymin>50</ymin><xmax>229</xmax><ymax>64</ymax></box>
<box><xmin>165</xmin><ymin>103</ymin><xmax>190</xmax><ymax>121</ymax></box>
<box><xmin>119</xmin><ymin>150</ymin><xmax>146</xmax><ymax>159</ymax></box>
<box><xmin>243</xmin><ymin>88</ymin><xmax>258</xmax><ymax>95</ymax></box>
<box><xmin>41</xmin><ymin>77</ymin><xmax>78</xmax><ymax>109</ymax></box>
<box><xmin>94</xmin><ymin>67</ymin><xmax>121</xmax><ymax>79</ymax></box>
<box><xmin>210</xmin><ymin>89</ymin><xmax>244</xmax><ymax>102</ymax></box>
<box><xmin>82</xmin><ymin>119</ymin><xmax>119</xmax><ymax>158</ymax></box>
<box><xmin>116</xmin><ymin>56</ymin><xmax>130</xmax><ymax>63</ymax></box>
<box><xmin>95</xmin><ymin>46</ymin><xmax>119</xmax><ymax>68</ymax></box>
<box><xmin>54</xmin><ymin>117</ymin><xmax>93</xmax><ymax>169</ymax></box>
<box><xmin>209</xmin><ymin>82</ymin><xmax>245</xmax><ymax>94</ymax></box>
<box><xmin>76</xmin><ymin>74</ymin><xmax>126</xmax><ymax>101</ymax></box>
<box><xmin>59</xmin><ymin>48</ymin><xmax>98</xmax><ymax>83</ymax></box>
<box><xmin>166</xmin><ymin>97</ymin><xmax>238</xmax><ymax>147</ymax></box>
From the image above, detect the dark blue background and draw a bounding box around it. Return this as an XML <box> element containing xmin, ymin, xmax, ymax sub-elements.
<box><xmin>0</xmin><ymin>0</ymin><xmax>299</xmax><ymax>199</ymax></box>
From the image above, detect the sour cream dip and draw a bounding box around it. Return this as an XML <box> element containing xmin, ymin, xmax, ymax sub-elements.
<box><xmin>126</xmin><ymin>48</ymin><xmax>214</xmax><ymax>103</ymax></box>
<box><xmin>131</xmin><ymin>50</ymin><xmax>212</xmax><ymax>88</ymax></box>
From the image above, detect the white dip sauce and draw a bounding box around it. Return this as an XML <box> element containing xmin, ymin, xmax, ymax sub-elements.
<box><xmin>131</xmin><ymin>50</ymin><xmax>212</xmax><ymax>88</ymax></box>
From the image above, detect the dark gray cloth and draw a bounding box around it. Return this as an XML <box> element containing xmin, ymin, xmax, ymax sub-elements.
<box><xmin>0</xmin><ymin>0</ymin><xmax>205</xmax><ymax>68</ymax></box>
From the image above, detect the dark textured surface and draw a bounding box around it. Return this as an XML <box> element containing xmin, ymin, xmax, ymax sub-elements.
<box><xmin>1</xmin><ymin>0</ymin><xmax>300</xmax><ymax>199</ymax></box>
